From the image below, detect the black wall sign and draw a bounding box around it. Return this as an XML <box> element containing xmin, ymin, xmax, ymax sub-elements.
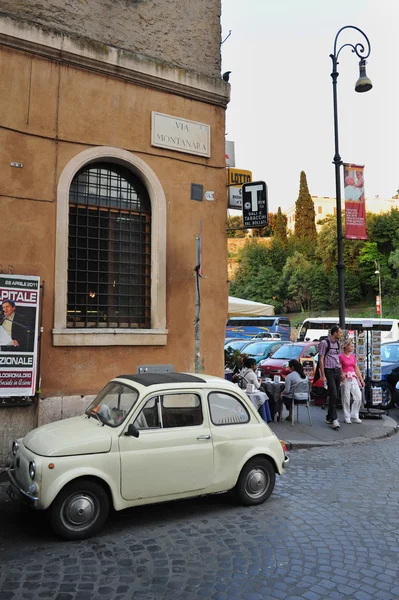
<box><xmin>242</xmin><ymin>181</ymin><xmax>268</xmax><ymax>228</ymax></box>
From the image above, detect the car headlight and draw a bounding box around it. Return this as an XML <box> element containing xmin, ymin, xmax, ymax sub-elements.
<box><xmin>29</xmin><ymin>460</ymin><xmax>36</xmax><ymax>480</ymax></box>
<box><xmin>281</xmin><ymin>362</ymin><xmax>289</xmax><ymax>368</ymax></box>
<box><xmin>12</xmin><ymin>441</ymin><xmax>19</xmax><ymax>456</ymax></box>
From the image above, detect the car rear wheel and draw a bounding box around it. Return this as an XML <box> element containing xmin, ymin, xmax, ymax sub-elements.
<box><xmin>50</xmin><ymin>479</ymin><xmax>109</xmax><ymax>540</ymax></box>
<box><xmin>234</xmin><ymin>457</ymin><xmax>275</xmax><ymax>506</ymax></box>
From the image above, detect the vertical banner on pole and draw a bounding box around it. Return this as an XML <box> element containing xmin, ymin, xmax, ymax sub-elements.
<box><xmin>343</xmin><ymin>163</ymin><xmax>367</xmax><ymax>239</ymax></box>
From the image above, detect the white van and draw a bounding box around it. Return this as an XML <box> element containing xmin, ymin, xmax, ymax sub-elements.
<box><xmin>297</xmin><ymin>317</ymin><xmax>399</xmax><ymax>342</ymax></box>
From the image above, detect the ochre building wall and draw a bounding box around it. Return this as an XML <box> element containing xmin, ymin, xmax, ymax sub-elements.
<box><xmin>0</xmin><ymin>44</ymin><xmax>228</xmax><ymax>398</ymax></box>
<box><xmin>0</xmin><ymin>0</ymin><xmax>221</xmax><ymax>77</ymax></box>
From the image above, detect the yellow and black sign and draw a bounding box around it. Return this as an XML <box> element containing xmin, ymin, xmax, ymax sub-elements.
<box><xmin>228</xmin><ymin>168</ymin><xmax>252</xmax><ymax>186</ymax></box>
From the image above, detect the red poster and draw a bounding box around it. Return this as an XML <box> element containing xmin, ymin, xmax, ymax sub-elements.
<box><xmin>343</xmin><ymin>164</ymin><xmax>367</xmax><ymax>239</ymax></box>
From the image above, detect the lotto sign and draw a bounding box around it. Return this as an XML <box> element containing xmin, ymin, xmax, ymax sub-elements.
<box><xmin>242</xmin><ymin>181</ymin><xmax>268</xmax><ymax>228</ymax></box>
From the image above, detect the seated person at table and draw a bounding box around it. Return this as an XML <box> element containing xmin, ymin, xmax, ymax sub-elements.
<box><xmin>232</xmin><ymin>353</ymin><xmax>248</xmax><ymax>383</ymax></box>
<box><xmin>280</xmin><ymin>359</ymin><xmax>307</xmax><ymax>421</ymax></box>
<box><xmin>239</xmin><ymin>358</ymin><xmax>261</xmax><ymax>390</ymax></box>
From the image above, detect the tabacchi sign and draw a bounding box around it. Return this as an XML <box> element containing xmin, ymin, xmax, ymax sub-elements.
<box><xmin>0</xmin><ymin>274</ymin><xmax>40</xmax><ymax>397</ymax></box>
<box><xmin>151</xmin><ymin>112</ymin><xmax>211</xmax><ymax>157</ymax></box>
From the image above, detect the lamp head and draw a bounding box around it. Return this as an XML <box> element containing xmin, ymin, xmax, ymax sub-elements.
<box><xmin>355</xmin><ymin>59</ymin><xmax>372</xmax><ymax>93</ymax></box>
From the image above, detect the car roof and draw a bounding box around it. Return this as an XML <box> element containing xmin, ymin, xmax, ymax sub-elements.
<box><xmin>114</xmin><ymin>372</ymin><xmax>230</xmax><ymax>388</ymax></box>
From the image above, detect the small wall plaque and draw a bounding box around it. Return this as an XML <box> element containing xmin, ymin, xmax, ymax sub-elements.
<box><xmin>191</xmin><ymin>184</ymin><xmax>203</xmax><ymax>201</ymax></box>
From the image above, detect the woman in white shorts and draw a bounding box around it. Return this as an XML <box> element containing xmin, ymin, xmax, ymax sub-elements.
<box><xmin>339</xmin><ymin>338</ymin><xmax>365</xmax><ymax>424</ymax></box>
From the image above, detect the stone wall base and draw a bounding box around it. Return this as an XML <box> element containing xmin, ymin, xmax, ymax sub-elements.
<box><xmin>0</xmin><ymin>395</ymin><xmax>95</xmax><ymax>469</ymax></box>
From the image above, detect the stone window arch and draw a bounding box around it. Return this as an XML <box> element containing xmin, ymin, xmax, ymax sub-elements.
<box><xmin>53</xmin><ymin>147</ymin><xmax>167</xmax><ymax>346</ymax></box>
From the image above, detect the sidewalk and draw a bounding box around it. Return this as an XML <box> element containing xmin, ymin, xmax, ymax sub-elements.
<box><xmin>268</xmin><ymin>403</ymin><xmax>398</xmax><ymax>449</ymax></box>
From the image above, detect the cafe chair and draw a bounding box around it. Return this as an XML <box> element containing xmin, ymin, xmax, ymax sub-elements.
<box><xmin>290</xmin><ymin>379</ymin><xmax>312</xmax><ymax>427</ymax></box>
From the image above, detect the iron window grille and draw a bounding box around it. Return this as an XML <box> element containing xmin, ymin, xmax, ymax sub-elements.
<box><xmin>67</xmin><ymin>163</ymin><xmax>151</xmax><ymax>329</ymax></box>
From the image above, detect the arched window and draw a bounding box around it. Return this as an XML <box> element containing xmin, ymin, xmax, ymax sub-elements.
<box><xmin>67</xmin><ymin>163</ymin><xmax>151</xmax><ymax>329</ymax></box>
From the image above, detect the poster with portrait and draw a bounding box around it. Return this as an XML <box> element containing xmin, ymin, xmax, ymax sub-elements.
<box><xmin>343</xmin><ymin>163</ymin><xmax>367</xmax><ymax>240</ymax></box>
<box><xmin>300</xmin><ymin>357</ymin><xmax>316</xmax><ymax>380</ymax></box>
<box><xmin>0</xmin><ymin>274</ymin><xmax>40</xmax><ymax>397</ymax></box>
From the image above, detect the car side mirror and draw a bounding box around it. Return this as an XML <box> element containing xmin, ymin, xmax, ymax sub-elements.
<box><xmin>124</xmin><ymin>424</ymin><xmax>140</xmax><ymax>438</ymax></box>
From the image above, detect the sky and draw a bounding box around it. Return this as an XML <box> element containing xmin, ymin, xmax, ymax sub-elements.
<box><xmin>221</xmin><ymin>0</ymin><xmax>399</xmax><ymax>214</ymax></box>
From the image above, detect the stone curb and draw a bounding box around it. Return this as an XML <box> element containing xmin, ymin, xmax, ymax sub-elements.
<box><xmin>284</xmin><ymin>419</ymin><xmax>398</xmax><ymax>450</ymax></box>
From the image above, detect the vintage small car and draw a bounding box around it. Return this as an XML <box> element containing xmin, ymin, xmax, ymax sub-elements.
<box><xmin>7</xmin><ymin>372</ymin><xmax>288</xmax><ymax>540</ymax></box>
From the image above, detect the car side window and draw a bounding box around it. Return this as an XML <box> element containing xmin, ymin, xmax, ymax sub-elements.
<box><xmin>134</xmin><ymin>397</ymin><xmax>161</xmax><ymax>430</ymax></box>
<box><xmin>304</xmin><ymin>345</ymin><xmax>317</xmax><ymax>357</ymax></box>
<box><xmin>161</xmin><ymin>393</ymin><xmax>203</xmax><ymax>428</ymax></box>
<box><xmin>208</xmin><ymin>392</ymin><xmax>250</xmax><ymax>425</ymax></box>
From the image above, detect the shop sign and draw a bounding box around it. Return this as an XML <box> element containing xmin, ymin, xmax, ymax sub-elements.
<box><xmin>228</xmin><ymin>186</ymin><xmax>242</xmax><ymax>209</ymax></box>
<box><xmin>151</xmin><ymin>112</ymin><xmax>210</xmax><ymax>157</ymax></box>
<box><xmin>242</xmin><ymin>181</ymin><xmax>268</xmax><ymax>228</ymax></box>
<box><xmin>228</xmin><ymin>168</ymin><xmax>252</xmax><ymax>186</ymax></box>
<box><xmin>225</xmin><ymin>141</ymin><xmax>235</xmax><ymax>167</ymax></box>
<box><xmin>0</xmin><ymin>274</ymin><xmax>40</xmax><ymax>397</ymax></box>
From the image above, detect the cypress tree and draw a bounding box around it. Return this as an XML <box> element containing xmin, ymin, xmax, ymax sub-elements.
<box><xmin>274</xmin><ymin>207</ymin><xmax>288</xmax><ymax>248</ymax></box>
<box><xmin>294</xmin><ymin>171</ymin><xmax>317</xmax><ymax>241</ymax></box>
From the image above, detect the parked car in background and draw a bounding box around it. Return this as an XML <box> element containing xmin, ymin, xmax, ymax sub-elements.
<box><xmin>251</xmin><ymin>332</ymin><xmax>282</xmax><ymax>341</ymax></box>
<box><xmin>395</xmin><ymin>381</ymin><xmax>399</xmax><ymax>408</ymax></box>
<box><xmin>7</xmin><ymin>372</ymin><xmax>288</xmax><ymax>540</ymax></box>
<box><xmin>224</xmin><ymin>339</ymin><xmax>251</xmax><ymax>353</ymax></box>
<box><xmin>376</xmin><ymin>342</ymin><xmax>399</xmax><ymax>408</ymax></box>
<box><xmin>240</xmin><ymin>340</ymin><xmax>288</xmax><ymax>365</ymax></box>
<box><xmin>258</xmin><ymin>342</ymin><xmax>319</xmax><ymax>379</ymax></box>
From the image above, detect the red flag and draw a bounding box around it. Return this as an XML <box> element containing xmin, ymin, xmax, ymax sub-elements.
<box><xmin>343</xmin><ymin>164</ymin><xmax>367</xmax><ymax>240</ymax></box>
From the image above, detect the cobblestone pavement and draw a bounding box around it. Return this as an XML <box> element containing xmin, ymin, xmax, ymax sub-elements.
<box><xmin>1</xmin><ymin>435</ymin><xmax>399</xmax><ymax>600</ymax></box>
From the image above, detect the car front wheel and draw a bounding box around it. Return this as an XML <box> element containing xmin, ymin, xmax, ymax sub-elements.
<box><xmin>49</xmin><ymin>479</ymin><xmax>109</xmax><ymax>540</ymax></box>
<box><xmin>234</xmin><ymin>457</ymin><xmax>275</xmax><ymax>506</ymax></box>
<box><xmin>381</xmin><ymin>385</ymin><xmax>394</xmax><ymax>410</ymax></box>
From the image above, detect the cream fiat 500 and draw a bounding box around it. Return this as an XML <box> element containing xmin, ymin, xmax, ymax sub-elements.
<box><xmin>8</xmin><ymin>373</ymin><xmax>288</xmax><ymax>540</ymax></box>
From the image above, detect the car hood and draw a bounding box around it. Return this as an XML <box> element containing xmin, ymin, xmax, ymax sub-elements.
<box><xmin>259</xmin><ymin>358</ymin><xmax>287</xmax><ymax>368</ymax></box>
<box><xmin>23</xmin><ymin>415</ymin><xmax>113</xmax><ymax>457</ymax></box>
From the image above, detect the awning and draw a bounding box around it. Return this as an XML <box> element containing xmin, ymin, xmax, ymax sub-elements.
<box><xmin>228</xmin><ymin>296</ymin><xmax>275</xmax><ymax>318</ymax></box>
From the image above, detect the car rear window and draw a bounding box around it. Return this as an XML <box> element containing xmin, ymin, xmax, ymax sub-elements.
<box><xmin>270</xmin><ymin>345</ymin><xmax>303</xmax><ymax>360</ymax></box>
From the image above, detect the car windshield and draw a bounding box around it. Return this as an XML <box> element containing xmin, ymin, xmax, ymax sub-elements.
<box><xmin>225</xmin><ymin>340</ymin><xmax>249</xmax><ymax>351</ymax></box>
<box><xmin>85</xmin><ymin>382</ymin><xmax>139</xmax><ymax>427</ymax></box>
<box><xmin>242</xmin><ymin>342</ymin><xmax>272</xmax><ymax>356</ymax></box>
<box><xmin>381</xmin><ymin>345</ymin><xmax>399</xmax><ymax>362</ymax></box>
<box><xmin>270</xmin><ymin>345</ymin><xmax>303</xmax><ymax>360</ymax></box>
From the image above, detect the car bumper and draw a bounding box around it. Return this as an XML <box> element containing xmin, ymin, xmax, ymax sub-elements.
<box><xmin>7</xmin><ymin>468</ymin><xmax>39</xmax><ymax>509</ymax></box>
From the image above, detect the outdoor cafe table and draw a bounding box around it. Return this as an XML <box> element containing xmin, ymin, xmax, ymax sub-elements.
<box><xmin>246</xmin><ymin>390</ymin><xmax>272</xmax><ymax>423</ymax></box>
<box><xmin>262</xmin><ymin>380</ymin><xmax>285</xmax><ymax>421</ymax></box>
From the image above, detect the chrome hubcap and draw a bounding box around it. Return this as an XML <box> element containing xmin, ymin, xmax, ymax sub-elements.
<box><xmin>245</xmin><ymin>468</ymin><xmax>268</xmax><ymax>499</ymax></box>
<box><xmin>63</xmin><ymin>493</ymin><xmax>97</xmax><ymax>528</ymax></box>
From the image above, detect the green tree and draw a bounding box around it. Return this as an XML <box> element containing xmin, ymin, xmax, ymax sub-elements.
<box><xmin>274</xmin><ymin>207</ymin><xmax>288</xmax><ymax>248</ymax></box>
<box><xmin>294</xmin><ymin>171</ymin><xmax>317</xmax><ymax>242</ymax></box>
<box><xmin>281</xmin><ymin>252</ymin><xmax>313</xmax><ymax>312</ymax></box>
<box><xmin>227</xmin><ymin>215</ymin><xmax>247</xmax><ymax>238</ymax></box>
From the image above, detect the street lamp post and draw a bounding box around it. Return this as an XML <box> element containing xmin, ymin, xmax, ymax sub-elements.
<box><xmin>330</xmin><ymin>26</ymin><xmax>372</xmax><ymax>329</ymax></box>
<box><xmin>374</xmin><ymin>260</ymin><xmax>382</xmax><ymax>318</ymax></box>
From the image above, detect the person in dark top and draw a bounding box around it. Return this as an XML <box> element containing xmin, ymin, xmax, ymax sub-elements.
<box><xmin>0</xmin><ymin>299</ymin><xmax>30</xmax><ymax>352</ymax></box>
<box><xmin>318</xmin><ymin>325</ymin><xmax>343</xmax><ymax>430</ymax></box>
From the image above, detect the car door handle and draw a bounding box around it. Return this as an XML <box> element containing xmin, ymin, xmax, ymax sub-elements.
<box><xmin>197</xmin><ymin>434</ymin><xmax>211</xmax><ymax>440</ymax></box>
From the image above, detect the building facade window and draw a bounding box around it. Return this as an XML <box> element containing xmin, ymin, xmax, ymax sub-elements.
<box><xmin>53</xmin><ymin>147</ymin><xmax>167</xmax><ymax>346</ymax></box>
<box><xmin>68</xmin><ymin>163</ymin><xmax>151</xmax><ymax>329</ymax></box>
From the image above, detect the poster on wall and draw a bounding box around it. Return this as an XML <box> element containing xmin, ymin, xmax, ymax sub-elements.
<box><xmin>0</xmin><ymin>274</ymin><xmax>40</xmax><ymax>397</ymax></box>
<box><xmin>343</xmin><ymin>163</ymin><xmax>367</xmax><ymax>240</ymax></box>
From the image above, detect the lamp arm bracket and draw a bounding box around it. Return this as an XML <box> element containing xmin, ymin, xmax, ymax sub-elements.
<box><xmin>332</xmin><ymin>25</ymin><xmax>371</xmax><ymax>64</ymax></box>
